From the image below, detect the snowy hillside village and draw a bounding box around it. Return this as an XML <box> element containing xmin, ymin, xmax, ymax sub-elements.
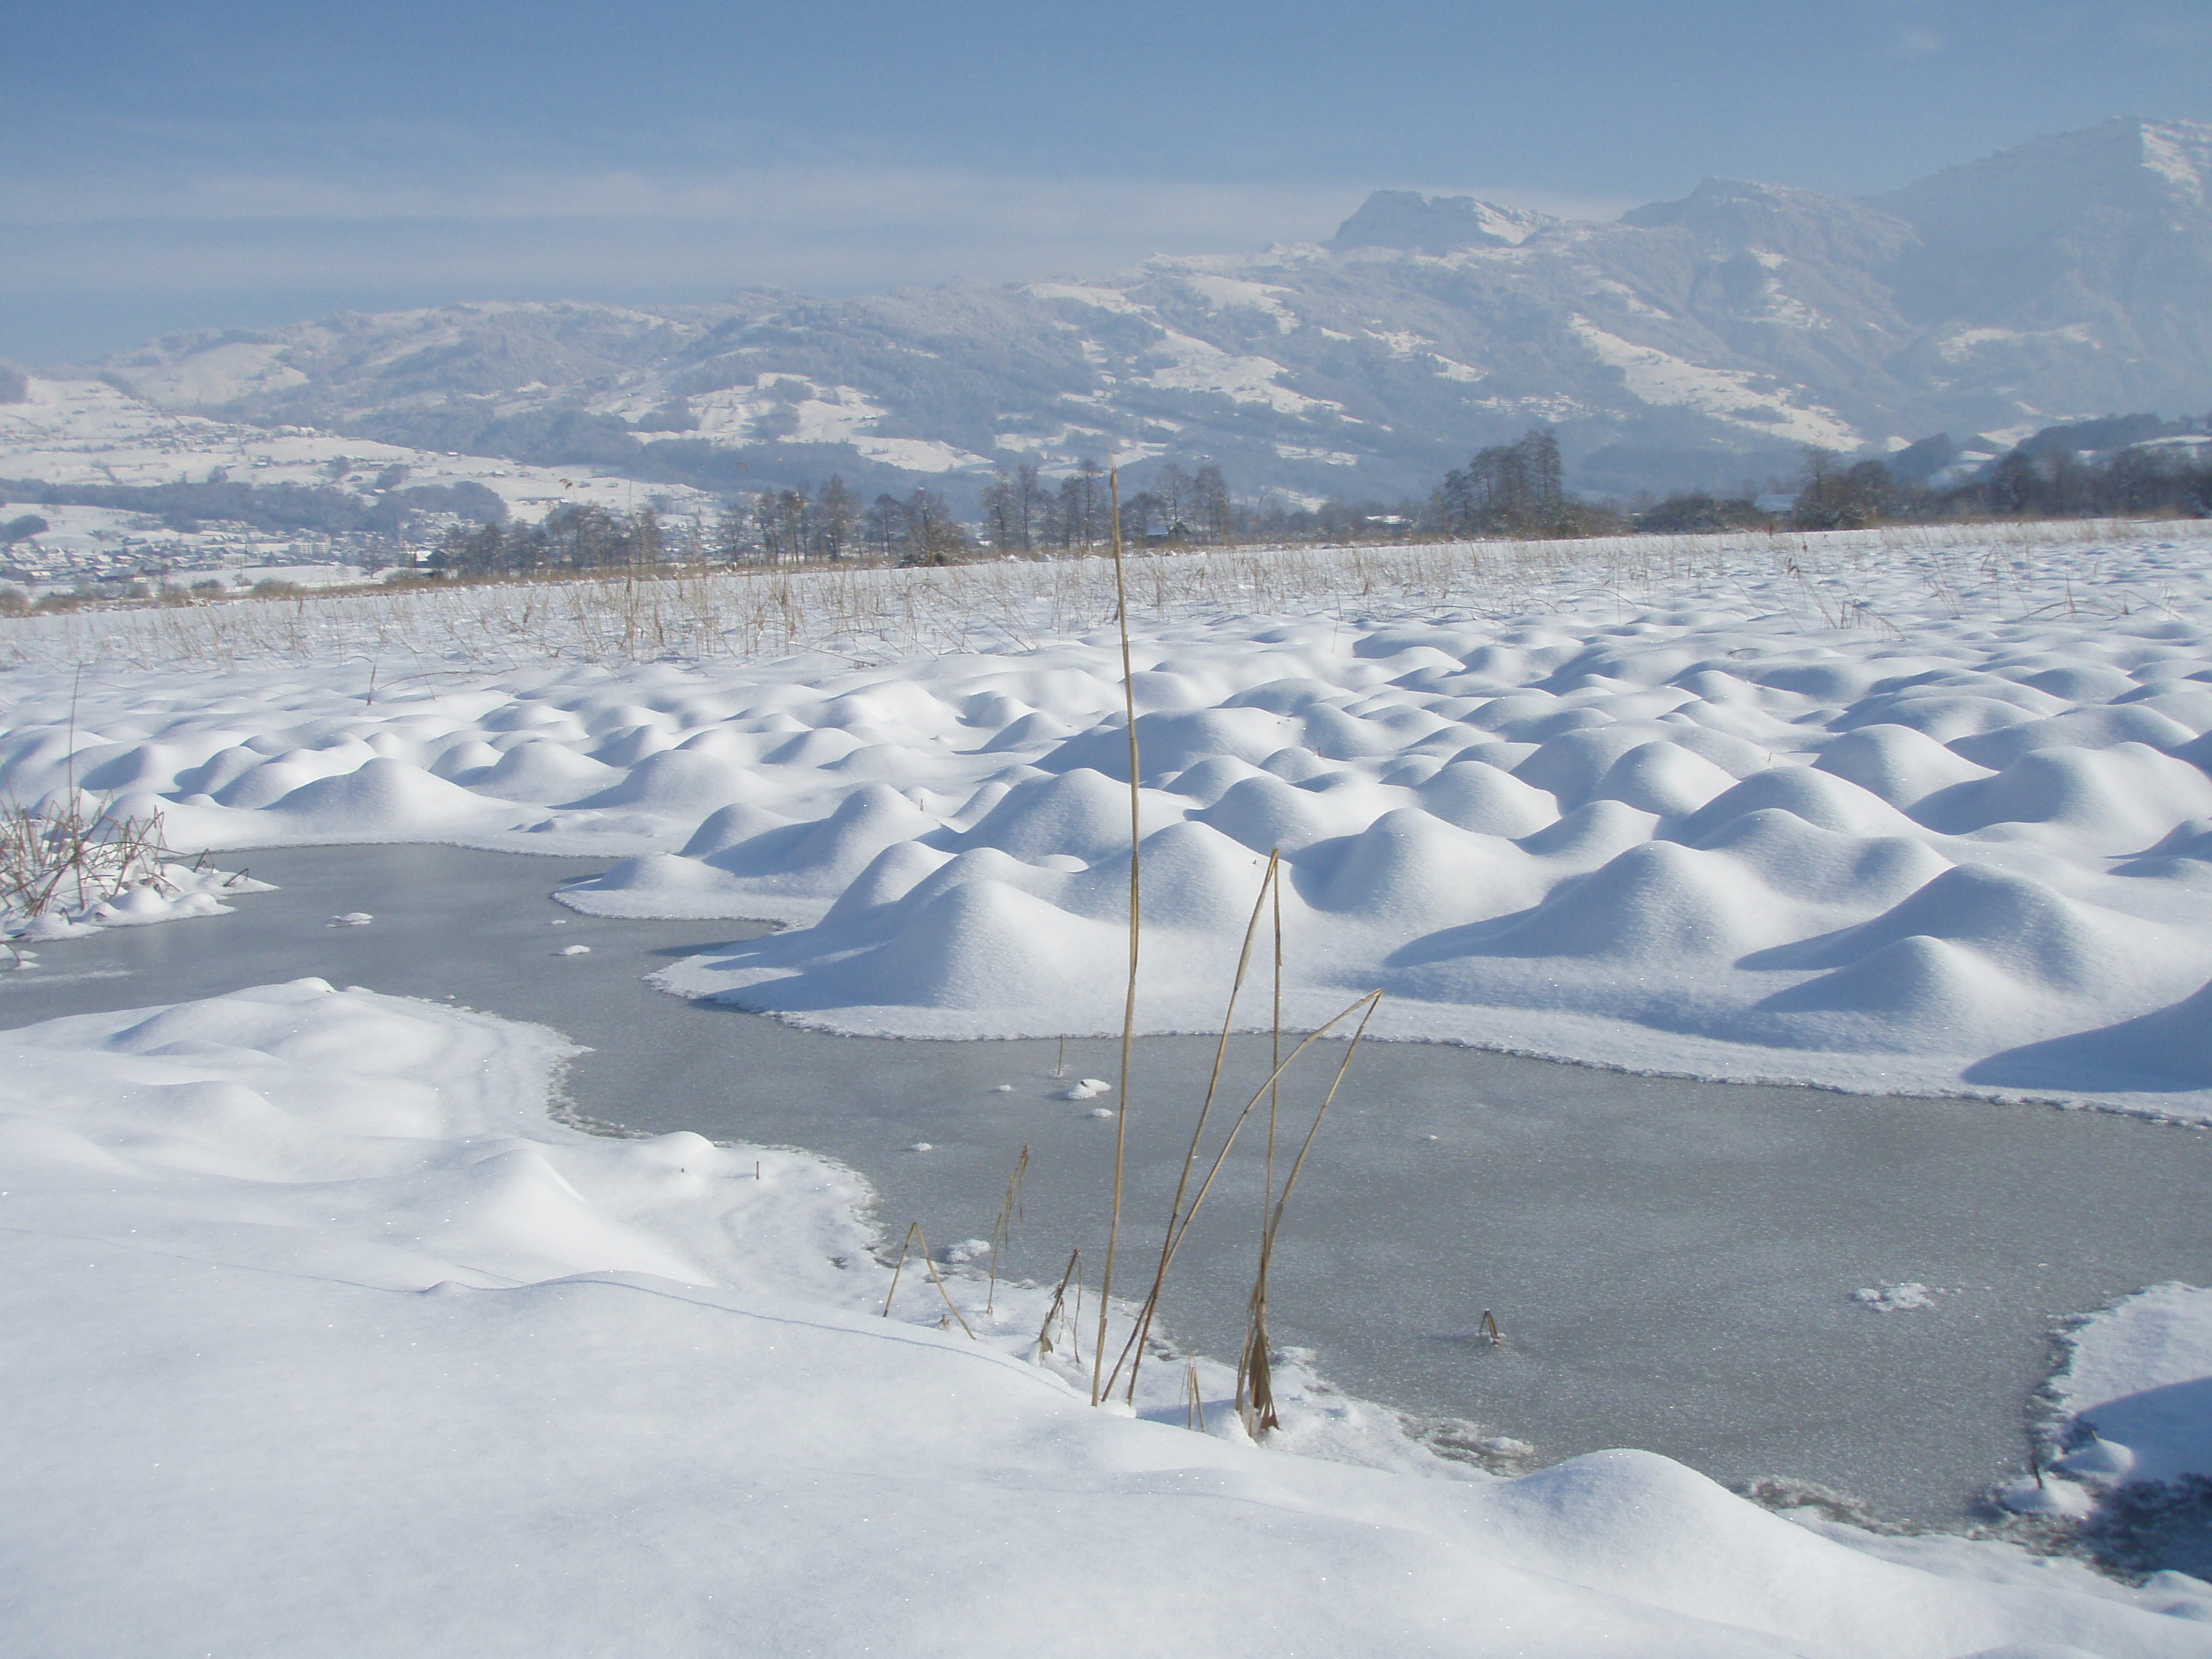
<box><xmin>8</xmin><ymin>101</ymin><xmax>2212</xmax><ymax>1658</ymax></box>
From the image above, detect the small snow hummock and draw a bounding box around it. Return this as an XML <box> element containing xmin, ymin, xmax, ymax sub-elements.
<box><xmin>904</xmin><ymin>1141</ymin><xmax>933</xmax><ymax>1153</ymax></box>
<box><xmin>1853</xmin><ymin>1282</ymin><xmax>1937</xmax><ymax>1313</ymax></box>
<box><xmin>1064</xmin><ymin>1078</ymin><xmax>1112</xmax><ymax>1100</ymax></box>
<box><xmin>1997</xmin><ymin>1280</ymin><xmax>2212</xmax><ymax>1529</ymax></box>
<box><xmin>991</xmin><ymin>1084</ymin><xmax>1013</xmax><ymax>1093</ymax></box>
<box><xmin>3</xmin><ymin>857</ymin><xmax>271</xmax><ymax>942</ymax></box>
<box><xmin>1084</xmin><ymin>1106</ymin><xmax>1116</xmax><ymax>1120</ymax></box>
<box><xmin>328</xmin><ymin>912</ymin><xmax>373</xmax><ymax>927</ymax></box>
<box><xmin>554</xmin><ymin>944</ymin><xmax>590</xmax><ymax>956</ymax></box>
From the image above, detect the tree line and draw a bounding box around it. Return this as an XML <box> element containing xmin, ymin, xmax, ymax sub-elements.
<box><xmin>1434</xmin><ymin>421</ymin><xmax>2212</xmax><ymax>539</ymax></box>
<box><xmin>427</xmin><ymin>415</ymin><xmax>2212</xmax><ymax>583</ymax></box>
<box><xmin>1780</xmin><ymin>438</ymin><xmax>2212</xmax><ymax>529</ymax></box>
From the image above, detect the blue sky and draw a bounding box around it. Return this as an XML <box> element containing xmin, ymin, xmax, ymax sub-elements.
<box><xmin>5</xmin><ymin>0</ymin><xmax>2208</xmax><ymax>361</ymax></box>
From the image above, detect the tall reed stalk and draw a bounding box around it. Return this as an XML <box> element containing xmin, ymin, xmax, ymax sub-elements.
<box><xmin>1111</xmin><ymin>851</ymin><xmax>1280</xmax><ymax>1396</ymax></box>
<box><xmin>1092</xmin><ymin>467</ymin><xmax>1140</xmax><ymax>1407</ymax></box>
<box><xmin>1103</xmin><ymin>974</ymin><xmax>1384</xmax><ymax>1402</ymax></box>
<box><xmin>1236</xmin><ymin>989</ymin><xmax>1382</xmax><ymax>1435</ymax></box>
<box><xmin>986</xmin><ymin>1144</ymin><xmax>1029</xmax><ymax>1316</ymax></box>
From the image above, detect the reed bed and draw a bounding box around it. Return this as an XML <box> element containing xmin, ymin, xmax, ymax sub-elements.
<box><xmin>0</xmin><ymin>793</ymin><xmax>172</xmax><ymax>922</ymax></box>
<box><xmin>0</xmin><ymin>516</ymin><xmax>2200</xmax><ymax>678</ymax></box>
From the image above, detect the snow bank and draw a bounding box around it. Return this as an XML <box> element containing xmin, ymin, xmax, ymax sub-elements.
<box><xmin>5</xmin><ymin>981</ymin><xmax>2206</xmax><ymax>1655</ymax></box>
<box><xmin>9</xmin><ymin>531</ymin><xmax>2212</xmax><ymax>1112</ymax></box>
<box><xmin>2004</xmin><ymin>1282</ymin><xmax>2212</xmax><ymax>1552</ymax></box>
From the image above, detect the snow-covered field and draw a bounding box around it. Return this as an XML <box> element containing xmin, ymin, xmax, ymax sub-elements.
<box><xmin>6</xmin><ymin>522</ymin><xmax>2212</xmax><ymax>1648</ymax></box>
<box><xmin>6</xmin><ymin>520</ymin><xmax>2212</xmax><ymax>1113</ymax></box>
<box><xmin>6</xmin><ymin>977</ymin><xmax>2208</xmax><ymax>1656</ymax></box>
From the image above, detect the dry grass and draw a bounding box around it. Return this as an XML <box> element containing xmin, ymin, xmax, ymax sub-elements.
<box><xmin>985</xmin><ymin>1144</ymin><xmax>1030</xmax><ymax>1316</ymax></box>
<box><xmin>0</xmin><ymin>793</ymin><xmax>172</xmax><ymax>922</ymax></box>
<box><xmin>1236</xmin><ymin>990</ymin><xmax>1383</xmax><ymax>1438</ymax></box>
<box><xmin>0</xmin><ymin>516</ymin><xmax>2200</xmax><ymax>678</ymax></box>
<box><xmin>878</xmin><ymin>1221</ymin><xmax>977</xmax><ymax>1339</ymax></box>
<box><xmin>1093</xmin><ymin>469</ymin><xmax>1142</xmax><ymax>1407</ymax></box>
<box><xmin>1035</xmin><ymin>1247</ymin><xmax>1084</xmax><ymax>1363</ymax></box>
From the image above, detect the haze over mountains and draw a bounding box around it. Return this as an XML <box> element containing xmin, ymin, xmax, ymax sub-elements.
<box><xmin>79</xmin><ymin>117</ymin><xmax>2212</xmax><ymax>505</ymax></box>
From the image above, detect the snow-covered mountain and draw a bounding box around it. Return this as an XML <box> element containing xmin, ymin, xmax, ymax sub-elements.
<box><xmin>78</xmin><ymin>117</ymin><xmax>2212</xmax><ymax>503</ymax></box>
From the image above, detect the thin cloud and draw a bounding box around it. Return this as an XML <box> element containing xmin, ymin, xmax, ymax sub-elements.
<box><xmin>0</xmin><ymin>159</ymin><xmax>1382</xmax><ymax>314</ymax></box>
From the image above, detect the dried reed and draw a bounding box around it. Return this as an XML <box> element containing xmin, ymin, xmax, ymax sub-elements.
<box><xmin>1236</xmin><ymin>989</ymin><xmax>1385</xmax><ymax>1437</ymax></box>
<box><xmin>0</xmin><ymin>796</ymin><xmax>172</xmax><ymax>922</ymax></box>
<box><xmin>1035</xmin><ymin>1246</ymin><xmax>1083</xmax><ymax>1362</ymax></box>
<box><xmin>878</xmin><ymin>1221</ymin><xmax>977</xmax><ymax>1339</ymax></box>
<box><xmin>985</xmin><ymin>1144</ymin><xmax>1029</xmax><ymax>1316</ymax></box>
<box><xmin>1</xmin><ymin>518</ymin><xmax>2186</xmax><ymax>678</ymax></box>
<box><xmin>1092</xmin><ymin>467</ymin><xmax>1141</xmax><ymax>1407</ymax></box>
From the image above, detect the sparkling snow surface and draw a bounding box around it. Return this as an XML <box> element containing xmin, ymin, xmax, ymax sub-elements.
<box><xmin>6</xmin><ymin>976</ymin><xmax>2209</xmax><ymax>1656</ymax></box>
<box><xmin>12</xmin><ymin>841</ymin><xmax>2212</xmax><ymax>1527</ymax></box>
<box><xmin>7</xmin><ymin>529</ymin><xmax>2212</xmax><ymax>1115</ymax></box>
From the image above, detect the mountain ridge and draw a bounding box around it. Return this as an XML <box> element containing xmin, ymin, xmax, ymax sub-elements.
<box><xmin>76</xmin><ymin>116</ymin><xmax>2212</xmax><ymax>503</ymax></box>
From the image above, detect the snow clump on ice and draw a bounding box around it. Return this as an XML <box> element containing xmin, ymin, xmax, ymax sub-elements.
<box><xmin>1853</xmin><ymin>1282</ymin><xmax>1938</xmax><ymax>1313</ymax></box>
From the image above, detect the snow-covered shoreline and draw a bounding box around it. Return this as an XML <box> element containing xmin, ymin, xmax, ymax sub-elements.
<box><xmin>6</xmin><ymin>976</ymin><xmax>2207</xmax><ymax>1655</ymax></box>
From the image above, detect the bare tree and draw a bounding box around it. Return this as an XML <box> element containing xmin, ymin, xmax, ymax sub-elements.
<box><xmin>1192</xmin><ymin>464</ymin><xmax>1232</xmax><ymax>544</ymax></box>
<box><xmin>815</xmin><ymin>475</ymin><xmax>859</xmax><ymax>559</ymax></box>
<box><xmin>1014</xmin><ymin>462</ymin><xmax>1046</xmax><ymax>555</ymax></box>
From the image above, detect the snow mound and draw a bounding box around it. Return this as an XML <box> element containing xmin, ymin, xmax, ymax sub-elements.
<box><xmin>12</xmin><ymin>529</ymin><xmax>2212</xmax><ymax>1111</ymax></box>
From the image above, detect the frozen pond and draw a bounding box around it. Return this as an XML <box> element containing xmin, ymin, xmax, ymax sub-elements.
<box><xmin>9</xmin><ymin>842</ymin><xmax>2210</xmax><ymax>1527</ymax></box>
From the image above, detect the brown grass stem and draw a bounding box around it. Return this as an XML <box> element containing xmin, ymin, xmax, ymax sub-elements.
<box><xmin>1092</xmin><ymin>467</ymin><xmax>1140</xmax><ymax>1407</ymax></box>
<box><xmin>1111</xmin><ymin>852</ymin><xmax>1279</xmax><ymax>1397</ymax></box>
<box><xmin>1105</xmin><ymin>972</ymin><xmax>1382</xmax><ymax>1401</ymax></box>
<box><xmin>879</xmin><ymin>1221</ymin><xmax>978</xmax><ymax>1339</ymax></box>
<box><xmin>1035</xmin><ymin>1246</ymin><xmax>1083</xmax><ymax>1360</ymax></box>
<box><xmin>1238</xmin><ymin>989</ymin><xmax>1383</xmax><ymax>1436</ymax></box>
<box><xmin>986</xmin><ymin>1143</ymin><xmax>1029</xmax><ymax>1315</ymax></box>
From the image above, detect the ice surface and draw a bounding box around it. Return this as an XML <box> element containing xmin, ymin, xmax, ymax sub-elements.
<box><xmin>13</xmin><ymin>842</ymin><xmax>2212</xmax><ymax>1534</ymax></box>
<box><xmin>6</xmin><ymin>935</ymin><xmax>2210</xmax><ymax>1653</ymax></box>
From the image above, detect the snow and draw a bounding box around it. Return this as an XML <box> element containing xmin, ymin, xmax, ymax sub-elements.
<box><xmin>5</xmin><ymin>976</ymin><xmax>2207</xmax><ymax>1655</ymax></box>
<box><xmin>10</xmin><ymin>526</ymin><xmax>2212</xmax><ymax>1118</ymax></box>
<box><xmin>1141</xmin><ymin>327</ymin><xmax>1339</xmax><ymax>415</ymax></box>
<box><xmin>1</xmin><ymin>850</ymin><xmax>269</xmax><ymax>942</ymax></box>
<box><xmin>0</xmin><ymin>374</ymin><xmax>716</xmax><ymax>527</ymax></box>
<box><xmin>1023</xmin><ymin>280</ymin><xmax>1146</xmax><ymax>314</ymax></box>
<box><xmin>2040</xmin><ymin>1284</ymin><xmax>2212</xmax><ymax>1495</ymax></box>
<box><xmin>1570</xmin><ymin>317</ymin><xmax>1862</xmax><ymax>446</ymax></box>
<box><xmin>849</xmin><ymin>433</ymin><xmax>994</xmax><ymax>472</ymax></box>
<box><xmin>1173</xmin><ymin>273</ymin><xmax>1301</xmax><ymax>332</ymax></box>
<box><xmin>2141</xmin><ymin>122</ymin><xmax>2208</xmax><ymax>198</ymax></box>
<box><xmin>1856</xmin><ymin>1282</ymin><xmax>1939</xmax><ymax>1313</ymax></box>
